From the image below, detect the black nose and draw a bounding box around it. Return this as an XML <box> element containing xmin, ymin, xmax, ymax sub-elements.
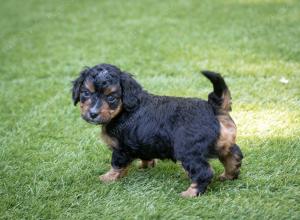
<box><xmin>89</xmin><ymin>112</ymin><xmax>98</xmax><ymax>119</ymax></box>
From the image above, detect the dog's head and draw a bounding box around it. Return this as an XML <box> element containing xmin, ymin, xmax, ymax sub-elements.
<box><xmin>72</xmin><ymin>64</ymin><xmax>142</xmax><ymax>125</ymax></box>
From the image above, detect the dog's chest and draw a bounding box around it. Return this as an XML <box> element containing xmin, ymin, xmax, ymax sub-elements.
<box><xmin>101</xmin><ymin>126</ymin><xmax>119</xmax><ymax>150</ymax></box>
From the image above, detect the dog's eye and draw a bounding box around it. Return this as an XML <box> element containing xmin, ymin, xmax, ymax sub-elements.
<box><xmin>107</xmin><ymin>95</ymin><xmax>116</xmax><ymax>103</ymax></box>
<box><xmin>82</xmin><ymin>91</ymin><xmax>90</xmax><ymax>97</ymax></box>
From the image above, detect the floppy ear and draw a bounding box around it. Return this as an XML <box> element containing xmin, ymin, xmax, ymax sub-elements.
<box><xmin>72</xmin><ymin>68</ymin><xmax>89</xmax><ymax>106</ymax></box>
<box><xmin>120</xmin><ymin>72</ymin><xmax>142</xmax><ymax>111</ymax></box>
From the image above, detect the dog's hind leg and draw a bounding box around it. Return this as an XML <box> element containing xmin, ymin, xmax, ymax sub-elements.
<box><xmin>180</xmin><ymin>155</ymin><xmax>214</xmax><ymax>197</ymax></box>
<box><xmin>216</xmin><ymin>114</ymin><xmax>243</xmax><ymax>180</ymax></box>
<box><xmin>219</xmin><ymin>144</ymin><xmax>243</xmax><ymax>181</ymax></box>
<box><xmin>174</xmin><ymin>127</ymin><xmax>216</xmax><ymax>197</ymax></box>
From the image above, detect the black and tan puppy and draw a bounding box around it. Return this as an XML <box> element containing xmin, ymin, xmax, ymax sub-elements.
<box><xmin>72</xmin><ymin>63</ymin><xmax>243</xmax><ymax>197</ymax></box>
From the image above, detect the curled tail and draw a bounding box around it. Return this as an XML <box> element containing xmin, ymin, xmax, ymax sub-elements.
<box><xmin>201</xmin><ymin>70</ymin><xmax>232</xmax><ymax>114</ymax></box>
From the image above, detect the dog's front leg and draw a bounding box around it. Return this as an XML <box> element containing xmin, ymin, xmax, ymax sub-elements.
<box><xmin>99</xmin><ymin>149</ymin><xmax>133</xmax><ymax>183</ymax></box>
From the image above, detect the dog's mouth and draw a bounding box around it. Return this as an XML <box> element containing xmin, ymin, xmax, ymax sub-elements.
<box><xmin>81</xmin><ymin>115</ymin><xmax>108</xmax><ymax>125</ymax></box>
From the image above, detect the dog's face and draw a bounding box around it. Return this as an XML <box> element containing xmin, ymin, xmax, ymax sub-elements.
<box><xmin>78</xmin><ymin>76</ymin><xmax>123</xmax><ymax>125</ymax></box>
<box><xmin>72</xmin><ymin>64</ymin><xmax>142</xmax><ymax>125</ymax></box>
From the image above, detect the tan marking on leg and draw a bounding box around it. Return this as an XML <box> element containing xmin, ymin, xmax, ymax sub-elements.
<box><xmin>181</xmin><ymin>183</ymin><xmax>198</xmax><ymax>198</ymax></box>
<box><xmin>219</xmin><ymin>152</ymin><xmax>241</xmax><ymax>181</ymax></box>
<box><xmin>216</xmin><ymin>114</ymin><xmax>236</xmax><ymax>155</ymax></box>
<box><xmin>138</xmin><ymin>159</ymin><xmax>156</xmax><ymax>169</ymax></box>
<box><xmin>99</xmin><ymin>166</ymin><xmax>128</xmax><ymax>183</ymax></box>
<box><xmin>216</xmin><ymin>114</ymin><xmax>241</xmax><ymax>180</ymax></box>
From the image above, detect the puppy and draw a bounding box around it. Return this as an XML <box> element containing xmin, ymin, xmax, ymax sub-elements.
<box><xmin>72</xmin><ymin>63</ymin><xmax>243</xmax><ymax>197</ymax></box>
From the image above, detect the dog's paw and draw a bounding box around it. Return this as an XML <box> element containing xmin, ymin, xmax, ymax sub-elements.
<box><xmin>138</xmin><ymin>159</ymin><xmax>156</xmax><ymax>169</ymax></box>
<box><xmin>180</xmin><ymin>183</ymin><xmax>198</xmax><ymax>198</ymax></box>
<box><xmin>99</xmin><ymin>173</ymin><xmax>118</xmax><ymax>183</ymax></box>
<box><xmin>99</xmin><ymin>167</ymin><xmax>128</xmax><ymax>183</ymax></box>
<box><xmin>219</xmin><ymin>172</ymin><xmax>237</xmax><ymax>181</ymax></box>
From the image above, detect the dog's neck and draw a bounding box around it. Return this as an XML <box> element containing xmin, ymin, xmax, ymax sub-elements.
<box><xmin>104</xmin><ymin>91</ymin><xmax>150</xmax><ymax>137</ymax></box>
<box><xmin>103</xmin><ymin>108</ymin><xmax>137</xmax><ymax>137</ymax></box>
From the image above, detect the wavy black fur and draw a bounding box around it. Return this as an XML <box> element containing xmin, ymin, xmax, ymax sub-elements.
<box><xmin>72</xmin><ymin>64</ymin><xmax>231</xmax><ymax>195</ymax></box>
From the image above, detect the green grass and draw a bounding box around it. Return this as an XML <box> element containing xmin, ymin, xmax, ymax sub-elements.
<box><xmin>1</xmin><ymin>0</ymin><xmax>300</xmax><ymax>219</ymax></box>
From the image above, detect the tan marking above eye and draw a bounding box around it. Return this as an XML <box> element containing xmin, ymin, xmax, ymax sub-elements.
<box><xmin>84</xmin><ymin>80</ymin><xmax>95</xmax><ymax>93</ymax></box>
<box><xmin>103</xmin><ymin>86</ymin><xmax>119</xmax><ymax>95</ymax></box>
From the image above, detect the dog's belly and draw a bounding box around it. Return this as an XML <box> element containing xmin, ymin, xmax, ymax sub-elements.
<box><xmin>128</xmin><ymin>142</ymin><xmax>175</xmax><ymax>161</ymax></box>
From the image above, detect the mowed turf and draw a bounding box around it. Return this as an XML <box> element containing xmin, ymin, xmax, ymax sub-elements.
<box><xmin>0</xmin><ymin>0</ymin><xmax>300</xmax><ymax>219</ymax></box>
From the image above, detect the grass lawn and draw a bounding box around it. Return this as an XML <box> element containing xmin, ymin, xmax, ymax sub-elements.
<box><xmin>1</xmin><ymin>0</ymin><xmax>300</xmax><ymax>219</ymax></box>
